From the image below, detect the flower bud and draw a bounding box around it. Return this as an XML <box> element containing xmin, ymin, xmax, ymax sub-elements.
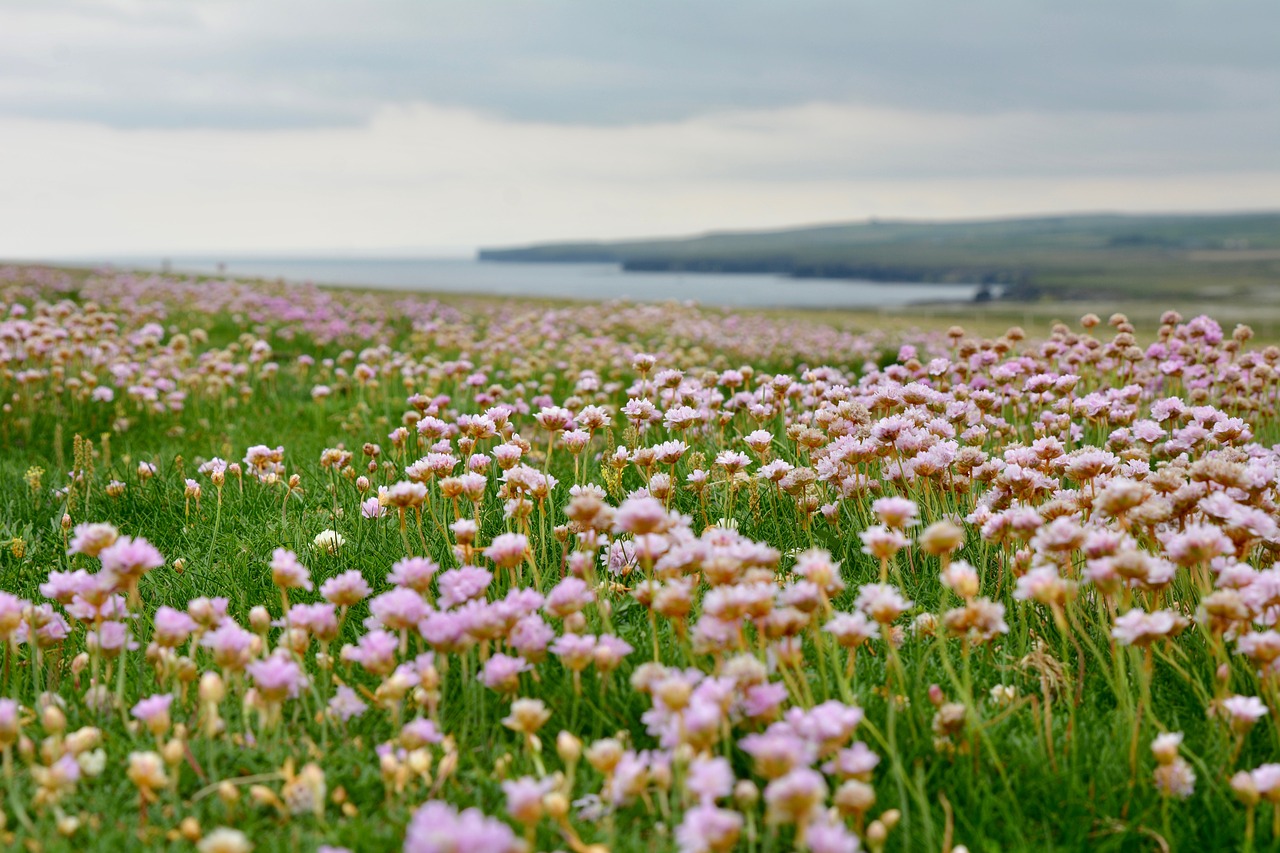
<box><xmin>544</xmin><ymin>791</ymin><xmax>570</xmax><ymax>821</ymax></box>
<box><xmin>834</xmin><ymin>779</ymin><xmax>876</xmax><ymax>815</ymax></box>
<box><xmin>734</xmin><ymin>780</ymin><xmax>759</xmax><ymax>808</ymax></box>
<box><xmin>556</xmin><ymin>731</ymin><xmax>582</xmax><ymax>764</ymax></box>
<box><xmin>585</xmin><ymin>738</ymin><xmax>623</xmax><ymax>774</ymax></box>
<box><xmin>1232</xmin><ymin>771</ymin><xmax>1261</xmax><ymax>806</ymax></box>
<box><xmin>162</xmin><ymin>738</ymin><xmax>185</xmax><ymax>767</ymax></box>
<box><xmin>200</xmin><ymin>671</ymin><xmax>226</xmax><ymax>706</ymax></box>
<box><xmin>919</xmin><ymin>520</ymin><xmax>965</xmax><ymax>557</ymax></box>
<box><xmin>406</xmin><ymin>749</ymin><xmax>432</xmax><ymax>776</ymax></box>
<box><xmin>41</xmin><ymin>704</ymin><xmax>67</xmax><ymax>735</ymax></box>
<box><xmin>179</xmin><ymin>816</ymin><xmax>202</xmax><ymax>842</ymax></box>
<box><xmin>64</xmin><ymin>726</ymin><xmax>101</xmax><ymax>755</ymax></box>
<box><xmin>656</xmin><ymin>677</ymin><xmax>692</xmax><ymax>711</ymax></box>
<box><xmin>218</xmin><ymin>780</ymin><xmax>240</xmax><ymax>806</ymax></box>
<box><xmin>250</xmin><ymin>606</ymin><xmax>272</xmax><ymax>634</ymax></box>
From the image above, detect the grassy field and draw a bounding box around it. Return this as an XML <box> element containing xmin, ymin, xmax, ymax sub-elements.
<box><xmin>0</xmin><ymin>263</ymin><xmax>1278</xmax><ymax>851</ymax></box>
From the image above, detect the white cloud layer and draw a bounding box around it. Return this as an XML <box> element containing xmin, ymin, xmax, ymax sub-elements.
<box><xmin>4</xmin><ymin>101</ymin><xmax>1279</xmax><ymax>256</ymax></box>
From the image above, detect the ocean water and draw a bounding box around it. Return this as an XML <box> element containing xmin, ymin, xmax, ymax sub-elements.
<box><xmin>83</xmin><ymin>256</ymin><xmax>984</xmax><ymax>310</ymax></box>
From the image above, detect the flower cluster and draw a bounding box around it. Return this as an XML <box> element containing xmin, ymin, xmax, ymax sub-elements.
<box><xmin>0</xmin><ymin>265</ymin><xmax>1276</xmax><ymax>849</ymax></box>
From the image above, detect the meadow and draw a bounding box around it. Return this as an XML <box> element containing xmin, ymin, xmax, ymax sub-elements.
<box><xmin>0</xmin><ymin>263</ymin><xmax>1276</xmax><ymax>851</ymax></box>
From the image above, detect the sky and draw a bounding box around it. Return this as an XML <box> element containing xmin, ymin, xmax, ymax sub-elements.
<box><xmin>2</xmin><ymin>0</ymin><xmax>1279</xmax><ymax>257</ymax></box>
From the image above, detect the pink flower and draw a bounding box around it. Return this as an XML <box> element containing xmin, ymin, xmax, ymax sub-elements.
<box><xmin>389</xmin><ymin>555</ymin><xmax>440</xmax><ymax>589</ymax></box>
<box><xmin>419</xmin><ymin>610</ymin><xmax>472</xmax><ymax>653</ymax></box>
<box><xmin>1220</xmin><ymin>695</ymin><xmax>1268</xmax><ymax>732</ymax></box>
<box><xmin>714</xmin><ymin>450</ymin><xmax>751</xmax><ymax>475</ymax></box>
<box><xmin>823</xmin><ymin>612</ymin><xmax>880</xmax><ymax>647</ymax></box>
<box><xmin>327</xmin><ymin>686</ymin><xmax>367</xmax><ymax>722</ymax></box>
<box><xmin>480</xmin><ymin>654</ymin><xmax>530</xmax><ymax>693</ymax></box>
<box><xmin>804</xmin><ymin>816</ymin><xmax>862</xmax><ymax>853</ymax></box>
<box><xmin>740</xmin><ymin>728</ymin><xmax>814</xmax><ymax>779</ymax></box>
<box><xmin>130</xmin><ymin>693</ymin><xmax>173</xmax><ymax>730</ymax></box>
<box><xmin>686</xmin><ymin>755</ymin><xmax>735</xmax><ymax>803</ymax></box>
<box><xmin>269</xmin><ymin>548</ymin><xmax>312</xmax><ymax>591</ymax></box>
<box><xmin>66</xmin><ymin>593</ymin><xmax>126</xmax><ymax>623</ymax></box>
<box><xmin>551</xmin><ymin>633</ymin><xmax>597</xmax><ymax>672</ymax></box>
<box><xmin>400</xmin><ymin>717</ymin><xmax>443</xmax><ymax>747</ymax></box>
<box><xmin>741</xmin><ymin>682</ymin><xmax>788</xmax><ymax>720</ymax></box>
<box><xmin>369</xmin><ymin>588</ymin><xmax>428</xmax><ymax>632</ymax></box>
<box><xmin>83</xmin><ymin>614</ymin><xmax>133</xmax><ymax>653</ymax></box>
<box><xmin>854</xmin><ymin>583</ymin><xmax>912</xmax><ymax>624</ymax></box>
<box><xmin>788</xmin><ymin>701</ymin><xmax>864</xmax><ymax>749</ymax></box>
<box><xmin>823</xmin><ymin>741</ymin><xmax>881</xmax><ymax>778</ymax></box>
<box><xmin>871</xmin><ymin>496</ymin><xmax>918</xmax><ymax>529</ymax></box>
<box><xmin>188</xmin><ymin>596</ymin><xmax>230</xmax><ymax>627</ymax></box>
<box><xmin>17</xmin><ymin>606</ymin><xmax>70</xmax><ymax>648</ymax></box>
<box><xmin>40</xmin><ymin>569</ymin><xmax>96</xmax><ymax>604</ymax></box>
<box><xmin>320</xmin><ymin>570</ymin><xmax>371</xmax><ymax>606</ymax></box>
<box><xmin>1161</xmin><ymin>524</ymin><xmax>1233</xmax><ymax>567</ymax></box>
<box><xmin>940</xmin><ymin>560</ymin><xmax>980</xmax><ymax>598</ymax></box>
<box><xmin>247</xmin><ymin>652</ymin><xmax>307</xmax><ymax>703</ymax></box>
<box><xmin>614</xmin><ymin>496</ymin><xmax>671</xmax><ymax>535</ymax></box>
<box><xmin>859</xmin><ymin>525</ymin><xmax>908</xmax><ymax>561</ymax></box>
<box><xmin>153</xmin><ymin>606</ymin><xmax>198</xmax><ymax>646</ymax></box>
<box><xmin>436</xmin><ymin>566</ymin><xmax>492</xmax><ymax>609</ymax></box>
<box><xmin>200</xmin><ymin>622</ymin><xmax>256</xmax><ymax>671</ymax></box>
<box><xmin>0</xmin><ymin>699</ymin><xmax>19</xmax><ymax>743</ymax></box>
<box><xmin>0</xmin><ymin>593</ymin><xmax>26</xmax><ymax>638</ymax></box>
<box><xmin>593</xmin><ymin>635</ymin><xmax>634</xmax><ymax>672</ymax></box>
<box><xmin>1112</xmin><ymin>608</ymin><xmax>1188</xmax><ymax>647</ymax></box>
<box><xmin>483</xmin><ymin>533</ymin><xmax>529</xmax><ymax>569</ymax></box>
<box><xmin>287</xmin><ymin>602</ymin><xmax>339</xmax><ymax>642</ymax></box>
<box><xmin>501</xmin><ymin>775</ymin><xmax>555</xmax><ymax>825</ymax></box>
<box><xmin>535</xmin><ymin>405</ymin><xmax>575</xmax><ymax>432</ymax></box>
<box><xmin>98</xmin><ymin>535</ymin><xmax>164</xmax><ymax>585</ymax></box>
<box><xmin>404</xmin><ymin>801</ymin><xmax>520</xmax><ymax>853</ymax></box>
<box><xmin>545</xmin><ymin>577</ymin><xmax>594</xmax><ymax>618</ymax></box>
<box><xmin>794</xmin><ymin>550</ymin><xmax>845</xmax><ymax>597</ymax></box>
<box><xmin>676</xmin><ymin>804</ymin><xmax>743</xmax><ymax>853</ymax></box>
<box><xmin>508</xmin><ymin>614</ymin><xmax>555</xmax><ymax>661</ymax></box>
<box><xmin>341</xmin><ymin>629</ymin><xmax>399</xmax><ymax>675</ymax></box>
<box><xmin>67</xmin><ymin>522</ymin><xmax>119</xmax><ymax>557</ymax></box>
<box><xmin>763</xmin><ymin>767</ymin><xmax>827</xmax><ymax>824</ymax></box>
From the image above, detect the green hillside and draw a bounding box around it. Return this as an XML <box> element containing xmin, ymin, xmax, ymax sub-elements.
<box><xmin>479</xmin><ymin>212</ymin><xmax>1280</xmax><ymax>300</ymax></box>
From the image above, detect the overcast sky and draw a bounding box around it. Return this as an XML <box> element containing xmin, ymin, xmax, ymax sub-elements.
<box><xmin>2</xmin><ymin>0</ymin><xmax>1279</xmax><ymax>256</ymax></box>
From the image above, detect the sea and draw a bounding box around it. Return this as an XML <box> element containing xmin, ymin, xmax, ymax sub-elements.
<box><xmin>71</xmin><ymin>256</ymin><xmax>985</xmax><ymax>311</ymax></box>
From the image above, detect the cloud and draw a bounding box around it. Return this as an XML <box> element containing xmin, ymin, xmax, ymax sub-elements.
<box><xmin>4</xmin><ymin>100</ymin><xmax>1279</xmax><ymax>256</ymax></box>
<box><xmin>1</xmin><ymin>1</ymin><xmax>1277</xmax><ymax>255</ymax></box>
<box><xmin>1</xmin><ymin>1</ymin><xmax>1278</xmax><ymax>129</ymax></box>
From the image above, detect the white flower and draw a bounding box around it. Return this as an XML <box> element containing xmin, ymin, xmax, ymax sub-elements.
<box><xmin>198</xmin><ymin>827</ymin><xmax>254</xmax><ymax>853</ymax></box>
<box><xmin>76</xmin><ymin>748</ymin><xmax>106</xmax><ymax>777</ymax></box>
<box><xmin>313</xmin><ymin>530</ymin><xmax>345</xmax><ymax>554</ymax></box>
